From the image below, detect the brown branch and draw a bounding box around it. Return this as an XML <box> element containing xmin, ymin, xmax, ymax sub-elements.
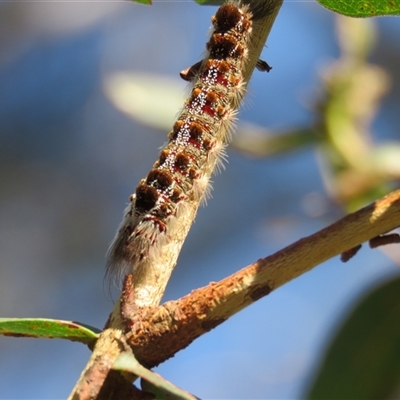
<box><xmin>72</xmin><ymin>185</ymin><xmax>400</xmax><ymax>396</ymax></box>
<box><xmin>69</xmin><ymin>329</ymin><xmax>135</xmax><ymax>400</ymax></box>
<box><xmin>125</xmin><ymin>188</ymin><xmax>400</xmax><ymax>367</ymax></box>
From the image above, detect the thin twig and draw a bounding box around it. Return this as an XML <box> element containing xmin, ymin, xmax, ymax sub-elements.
<box><xmin>341</xmin><ymin>244</ymin><xmax>362</xmax><ymax>262</ymax></box>
<box><xmin>369</xmin><ymin>233</ymin><xmax>400</xmax><ymax>248</ymax></box>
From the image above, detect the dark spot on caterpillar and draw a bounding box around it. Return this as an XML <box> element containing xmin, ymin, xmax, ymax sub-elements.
<box><xmin>158</xmin><ymin>149</ymin><xmax>170</xmax><ymax>165</ymax></box>
<box><xmin>228</xmin><ymin>75</ymin><xmax>241</xmax><ymax>87</ymax></box>
<box><xmin>239</xmin><ymin>18</ymin><xmax>251</xmax><ymax>33</ymax></box>
<box><xmin>188</xmin><ymin>168</ymin><xmax>198</xmax><ymax>180</ymax></box>
<box><xmin>213</xmin><ymin>4</ymin><xmax>242</xmax><ymax>31</ymax></box>
<box><xmin>202</xmin><ymin>138</ymin><xmax>213</xmax><ymax>151</ymax></box>
<box><xmin>135</xmin><ymin>183</ymin><xmax>159</xmax><ymax>211</ymax></box>
<box><xmin>170</xmin><ymin>187</ymin><xmax>182</xmax><ymax>203</ymax></box>
<box><xmin>189</xmin><ymin>121</ymin><xmax>203</xmax><ymax>139</ymax></box>
<box><xmin>216</xmin><ymin>60</ymin><xmax>231</xmax><ymax>74</ymax></box>
<box><xmin>169</xmin><ymin>121</ymin><xmax>184</xmax><ymax>141</ymax></box>
<box><xmin>191</xmin><ymin>87</ymin><xmax>202</xmax><ymax>99</ymax></box>
<box><xmin>147</xmin><ymin>169</ymin><xmax>173</xmax><ymax>189</ymax></box>
<box><xmin>156</xmin><ymin>202</ymin><xmax>170</xmax><ymax>219</ymax></box>
<box><xmin>208</xmin><ymin>34</ymin><xmax>238</xmax><ymax>59</ymax></box>
<box><xmin>216</xmin><ymin>104</ymin><xmax>228</xmax><ymax>118</ymax></box>
<box><xmin>206</xmin><ymin>91</ymin><xmax>218</xmax><ymax>104</ymax></box>
<box><xmin>175</xmin><ymin>152</ymin><xmax>191</xmax><ymax>171</ymax></box>
<box><xmin>173</xmin><ymin>120</ymin><xmax>184</xmax><ymax>132</ymax></box>
<box><xmin>231</xmin><ymin>43</ymin><xmax>245</xmax><ymax>59</ymax></box>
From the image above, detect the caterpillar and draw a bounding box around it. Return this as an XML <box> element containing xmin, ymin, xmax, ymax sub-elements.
<box><xmin>107</xmin><ymin>1</ymin><xmax>258</xmax><ymax>288</ymax></box>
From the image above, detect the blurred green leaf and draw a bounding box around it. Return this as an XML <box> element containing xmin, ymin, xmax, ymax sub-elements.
<box><xmin>0</xmin><ymin>318</ymin><xmax>100</xmax><ymax>345</ymax></box>
<box><xmin>104</xmin><ymin>72</ymin><xmax>184</xmax><ymax>131</ymax></box>
<box><xmin>232</xmin><ymin>125</ymin><xmax>318</xmax><ymax>157</ymax></box>
<box><xmin>316</xmin><ymin>0</ymin><xmax>400</xmax><ymax>17</ymax></box>
<box><xmin>372</xmin><ymin>143</ymin><xmax>400</xmax><ymax>177</ymax></box>
<box><xmin>114</xmin><ymin>353</ymin><xmax>199</xmax><ymax>400</ymax></box>
<box><xmin>193</xmin><ymin>0</ymin><xmax>222</xmax><ymax>5</ymax></box>
<box><xmin>307</xmin><ymin>276</ymin><xmax>400</xmax><ymax>399</ymax></box>
<box><xmin>130</xmin><ymin>0</ymin><xmax>152</xmax><ymax>4</ymax></box>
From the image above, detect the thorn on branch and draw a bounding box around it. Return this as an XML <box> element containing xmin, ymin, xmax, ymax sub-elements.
<box><xmin>369</xmin><ymin>233</ymin><xmax>400</xmax><ymax>248</ymax></box>
<box><xmin>341</xmin><ymin>244</ymin><xmax>362</xmax><ymax>262</ymax></box>
<box><xmin>341</xmin><ymin>232</ymin><xmax>400</xmax><ymax>262</ymax></box>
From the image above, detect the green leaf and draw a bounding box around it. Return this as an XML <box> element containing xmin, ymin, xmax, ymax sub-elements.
<box><xmin>372</xmin><ymin>143</ymin><xmax>400</xmax><ymax>176</ymax></box>
<box><xmin>130</xmin><ymin>0</ymin><xmax>152</xmax><ymax>4</ymax></box>
<box><xmin>306</xmin><ymin>276</ymin><xmax>400</xmax><ymax>399</ymax></box>
<box><xmin>114</xmin><ymin>353</ymin><xmax>199</xmax><ymax>400</ymax></box>
<box><xmin>194</xmin><ymin>0</ymin><xmax>223</xmax><ymax>5</ymax></box>
<box><xmin>232</xmin><ymin>126</ymin><xmax>318</xmax><ymax>157</ymax></box>
<box><xmin>104</xmin><ymin>72</ymin><xmax>185</xmax><ymax>131</ymax></box>
<box><xmin>316</xmin><ymin>0</ymin><xmax>400</xmax><ymax>17</ymax></box>
<box><xmin>0</xmin><ymin>318</ymin><xmax>100</xmax><ymax>345</ymax></box>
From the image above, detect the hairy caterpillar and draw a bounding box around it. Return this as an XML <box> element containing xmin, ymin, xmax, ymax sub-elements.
<box><xmin>107</xmin><ymin>1</ymin><xmax>260</xmax><ymax>288</ymax></box>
